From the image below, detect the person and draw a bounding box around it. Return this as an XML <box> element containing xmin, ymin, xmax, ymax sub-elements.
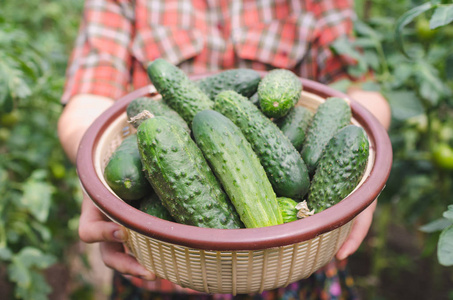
<box><xmin>58</xmin><ymin>0</ymin><xmax>391</xmax><ymax>299</ymax></box>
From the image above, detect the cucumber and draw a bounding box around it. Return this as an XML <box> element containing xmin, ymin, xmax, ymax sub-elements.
<box><xmin>301</xmin><ymin>97</ymin><xmax>351</xmax><ymax>174</ymax></box>
<box><xmin>126</xmin><ymin>97</ymin><xmax>189</xmax><ymax>132</ymax></box>
<box><xmin>275</xmin><ymin>106</ymin><xmax>314</xmax><ymax>151</ymax></box>
<box><xmin>197</xmin><ymin>69</ymin><xmax>261</xmax><ymax>100</ymax></box>
<box><xmin>192</xmin><ymin>110</ymin><xmax>283</xmax><ymax>228</ymax></box>
<box><xmin>139</xmin><ymin>192</ymin><xmax>174</xmax><ymax>221</ymax></box>
<box><xmin>249</xmin><ymin>92</ymin><xmax>260</xmax><ymax>107</ymax></box>
<box><xmin>258</xmin><ymin>69</ymin><xmax>302</xmax><ymax>118</ymax></box>
<box><xmin>147</xmin><ymin>58</ymin><xmax>213</xmax><ymax>125</ymax></box>
<box><xmin>214</xmin><ymin>90</ymin><xmax>310</xmax><ymax>200</ymax></box>
<box><xmin>277</xmin><ymin>197</ymin><xmax>299</xmax><ymax>223</ymax></box>
<box><xmin>308</xmin><ymin>125</ymin><xmax>369</xmax><ymax>213</ymax></box>
<box><xmin>137</xmin><ymin>116</ymin><xmax>243</xmax><ymax>229</ymax></box>
<box><xmin>104</xmin><ymin>134</ymin><xmax>152</xmax><ymax>202</ymax></box>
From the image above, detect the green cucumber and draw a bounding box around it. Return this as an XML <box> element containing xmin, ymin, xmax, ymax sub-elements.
<box><xmin>192</xmin><ymin>110</ymin><xmax>283</xmax><ymax>228</ymax></box>
<box><xmin>104</xmin><ymin>134</ymin><xmax>152</xmax><ymax>202</ymax></box>
<box><xmin>275</xmin><ymin>106</ymin><xmax>314</xmax><ymax>151</ymax></box>
<box><xmin>214</xmin><ymin>90</ymin><xmax>310</xmax><ymax>199</ymax></box>
<box><xmin>301</xmin><ymin>97</ymin><xmax>352</xmax><ymax>174</ymax></box>
<box><xmin>249</xmin><ymin>92</ymin><xmax>260</xmax><ymax>107</ymax></box>
<box><xmin>197</xmin><ymin>69</ymin><xmax>261</xmax><ymax>100</ymax></box>
<box><xmin>258</xmin><ymin>69</ymin><xmax>302</xmax><ymax>118</ymax></box>
<box><xmin>277</xmin><ymin>197</ymin><xmax>299</xmax><ymax>223</ymax></box>
<box><xmin>308</xmin><ymin>125</ymin><xmax>369</xmax><ymax>213</ymax></box>
<box><xmin>139</xmin><ymin>192</ymin><xmax>174</xmax><ymax>221</ymax></box>
<box><xmin>147</xmin><ymin>58</ymin><xmax>213</xmax><ymax>125</ymax></box>
<box><xmin>126</xmin><ymin>97</ymin><xmax>189</xmax><ymax>132</ymax></box>
<box><xmin>137</xmin><ymin>116</ymin><xmax>243</xmax><ymax>229</ymax></box>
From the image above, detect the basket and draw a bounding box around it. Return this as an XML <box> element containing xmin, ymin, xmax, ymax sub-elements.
<box><xmin>77</xmin><ymin>76</ymin><xmax>392</xmax><ymax>295</ymax></box>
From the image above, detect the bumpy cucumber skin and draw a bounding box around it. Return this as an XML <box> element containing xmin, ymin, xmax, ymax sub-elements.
<box><xmin>301</xmin><ymin>97</ymin><xmax>352</xmax><ymax>174</ymax></box>
<box><xmin>137</xmin><ymin>116</ymin><xmax>243</xmax><ymax>229</ymax></box>
<box><xmin>197</xmin><ymin>69</ymin><xmax>261</xmax><ymax>100</ymax></box>
<box><xmin>126</xmin><ymin>97</ymin><xmax>189</xmax><ymax>132</ymax></box>
<box><xmin>258</xmin><ymin>69</ymin><xmax>302</xmax><ymax>119</ymax></box>
<box><xmin>214</xmin><ymin>90</ymin><xmax>310</xmax><ymax>200</ymax></box>
<box><xmin>277</xmin><ymin>197</ymin><xmax>299</xmax><ymax>223</ymax></box>
<box><xmin>139</xmin><ymin>192</ymin><xmax>174</xmax><ymax>221</ymax></box>
<box><xmin>192</xmin><ymin>110</ymin><xmax>283</xmax><ymax>228</ymax></box>
<box><xmin>146</xmin><ymin>58</ymin><xmax>213</xmax><ymax>125</ymax></box>
<box><xmin>275</xmin><ymin>106</ymin><xmax>314</xmax><ymax>151</ymax></box>
<box><xmin>104</xmin><ymin>134</ymin><xmax>152</xmax><ymax>202</ymax></box>
<box><xmin>308</xmin><ymin>125</ymin><xmax>369</xmax><ymax>213</ymax></box>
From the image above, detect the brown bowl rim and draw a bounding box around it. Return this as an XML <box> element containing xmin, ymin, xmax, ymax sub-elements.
<box><xmin>76</xmin><ymin>75</ymin><xmax>393</xmax><ymax>251</ymax></box>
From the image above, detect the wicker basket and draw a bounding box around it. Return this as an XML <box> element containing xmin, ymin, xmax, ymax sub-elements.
<box><xmin>77</xmin><ymin>76</ymin><xmax>392</xmax><ymax>295</ymax></box>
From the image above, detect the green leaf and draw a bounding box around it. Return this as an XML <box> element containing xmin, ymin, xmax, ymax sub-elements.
<box><xmin>15</xmin><ymin>270</ymin><xmax>52</xmax><ymax>300</ymax></box>
<box><xmin>330</xmin><ymin>37</ymin><xmax>368</xmax><ymax>76</ymax></box>
<box><xmin>13</xmin><ymin>247</ymin><xmax>56</xmax><ymax>270</ymax></box>
<box><xmin>8</xmin><ymin>256</ymin><xmax>31</xmax><ymax>289</ymax></box>
<box><xmin>443</xmin><ymin>205</ymin><xmax>453</xmax><ymax>221</ymax></box>
<box><xmin>438</xmin><ymin>224</ymin><xmax>453</xmax><ymax>266</ymax></box>
<box><xmin>0</xmin><ymin>247</ymin><xmax>12</xmax><ymax>260</ymax></box>
<box><xmin>415</xmin><ymin>61</ymin><xmax>450</xmax><ymax>105</ymax></box>
<box><xmin>395</xmin><ymin>2</ymin><xmax>433</xmax><ymax>58</ymax></box>
<box><xmin>20</xmin><ymin>171</ymin><xmax>54</xmax><ymax>222</ymax></box>
<box><xmin>420</xmin><ymin>218</ymin><xmax>453</xmax><ymax>232</ymax></box>
<box><xmin>385</xmin><ymin>90</ymin><xmax>425</xmax><ymax>122</ymax></box>
<box><xmin>430</xmin><ymin>4</ymin><xmax>453</xmax><ymax>29</ymax></box>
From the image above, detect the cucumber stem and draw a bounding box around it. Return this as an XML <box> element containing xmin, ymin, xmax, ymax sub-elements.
<box><xmin>128</xmin><ymin>110</ymin><xmax>155</xmax><ymax>126</ymax></box>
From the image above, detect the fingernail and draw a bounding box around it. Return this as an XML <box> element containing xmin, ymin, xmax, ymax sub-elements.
<box><xmin>113</xmin><ymin>230</ymin><xmax>126</xmax><ymax>242</ymax></box>
<box><xmin>139</xmin><ymin>269</ymin><xmax>156</xmax><ymax>281</ymax></box>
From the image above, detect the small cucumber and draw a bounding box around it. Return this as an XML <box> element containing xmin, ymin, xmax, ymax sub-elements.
<box><xmin>277</xmin><ymin>197</ymin><xmax>299</xmax><ymax>223</ymax></box>
<box><xmin>275</xmin><ymin>106</ymin><xmax>314</xmax><ymax>151</ymax></box>
<box><xmin>197</xmin><ymin>69</ymin><xmax>261</xmax><ymax>100</ymax></box>
<box><xmin>139</xmin><ymin>192</ymin><xmax>174</xmax><ymax>221</ymax></box>
<box><xmin>301</xmin><ymin>97</ymin><xmax>352</xmax><ymax>174</ymax></box>
<box><xmin>104</xmin><ymin>134</ymin><xmax>152</xmax><ymax>202</ymax></box>
<box><xmin>126</xmin><ymin>97</ymin><xmax>189</xmax><ymax>132</ymax></box>
<box><xmin>192</xmin><ymin>110</ymin><xmax>283</xmax><ymax>228</ymax></box>
<box><xmin>258</xmin><ymin>69</ymin><xmax>302</xmax><ymax>118</ymax></box>
<box><xmin>137</xmin><ymin>116</ymin><xmax>243</xmax><ymax>229</ymax></box>
<box><xmin>147</xmin><ymin>58</ymin><xmax>213</xmax><ymax>125</ymax></box>
<box><xmin>308</xmin><ymin>125</ymin><xmax>369</xmax><ymax>213</ymax></box>
<box><xmin>214</xmin><ymin>90</ymin><xmax>310</xmax><ymax>199</ymax></box>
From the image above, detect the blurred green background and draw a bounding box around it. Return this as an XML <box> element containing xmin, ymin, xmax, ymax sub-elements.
<box><xmin>0</xmin><ymin>0</ymin><xmax>452</xmax><ymax>299</ymax></box>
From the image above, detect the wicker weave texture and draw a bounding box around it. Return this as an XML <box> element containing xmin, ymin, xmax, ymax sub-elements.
<box><xmin>124</xmin><ymin>221</ymin><xmax>353</xmax><ymax>294</ymax></box>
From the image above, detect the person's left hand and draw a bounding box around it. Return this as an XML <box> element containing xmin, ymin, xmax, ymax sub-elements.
<box><xmin>335</xmin><ymin>199</ymin><xmax>376</xmax><ymax>260</ymax></box>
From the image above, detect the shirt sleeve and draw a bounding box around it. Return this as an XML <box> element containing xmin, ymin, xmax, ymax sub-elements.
<box><xmin>307</xmin><ymin>0</ymin><xmax>359</xmax><ymax>84</ymax></box>
<box><xmin>61</xmin><ymin>0</ymin><xmax>135</xmax><ymax>104</ymax></box>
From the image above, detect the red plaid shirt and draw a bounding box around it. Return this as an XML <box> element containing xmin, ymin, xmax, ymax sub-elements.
<box><xmin>62</xmin><ymin>0</ymin><xmax>357</xmax><ymax>104</ymax></box>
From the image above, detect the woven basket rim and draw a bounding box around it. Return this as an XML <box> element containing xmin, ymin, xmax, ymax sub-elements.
<box><xmin>76</xmin><ymin>75</ymin><xmax>392</xmax><ymax>251</ymax></box>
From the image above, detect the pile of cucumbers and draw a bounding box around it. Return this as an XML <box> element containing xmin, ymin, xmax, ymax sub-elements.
<box><xmin>104</xmin><ymin>59</ymin><xmax>370</xmax><ymax>229</ymax></box>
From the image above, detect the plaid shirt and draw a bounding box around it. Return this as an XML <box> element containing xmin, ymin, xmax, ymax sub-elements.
<box><xmin>62</xmin><ymin>0</ymin><xmax>357</xmax><ymax>104</ymax></box>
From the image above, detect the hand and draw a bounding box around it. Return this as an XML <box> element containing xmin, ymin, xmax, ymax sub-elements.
<box><xmin>78</xmin><ymin>192</ymin><xmax>156</xmax><ymax>280</ymax></box>
<box><xmin>335</xmin><ymin>199</ymin><xmax>376</xmax><ymax>260</ymax></box>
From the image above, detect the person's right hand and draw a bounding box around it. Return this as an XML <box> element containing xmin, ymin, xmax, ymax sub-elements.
<box><xmin>78</xmin><ymin>192</ymin><xmax>156</xmax><ymax>280</ymax></box>
<box><xmin>58</xmin><ymin>94</ymin><xmax>155</xmax><ymax>280</ymax></box>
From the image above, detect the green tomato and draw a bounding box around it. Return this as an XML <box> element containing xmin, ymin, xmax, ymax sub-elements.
<box><xmin>50</xmin><ymin>163</ymin><xmax>66</xmax><ymax>179</ymax></box>
<box><xmin>0</xmin><ymin>110</ymin><xmax>19</xmax><ymax>128</ymax></box>
<box><xmin>0</xmin><ymin>128</ymin><xmax>10</xmax><ymax>142</ymax></box>
<box><xmin>432</xmin><ymin>143</ymin><xmax>453</xmax><ymax>170</ymax></box>
<box><xmin>416</xmin><ymin>18</ymin><xmax>437</xmax><ymax>41</ymax></box>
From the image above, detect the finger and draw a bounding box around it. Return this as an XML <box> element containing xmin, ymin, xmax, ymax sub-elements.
<box><xmin>100</xmin><ymin>242</ymin><xmax>155</xmax><ymax>281</ymax></box>
<box><xmin>336</xmin><ymin>200</ymin><xmax>377</xmax><ymax>260</ymax></box>
<box><xmin>78</xmin><ymin>195</ymin><xmax>127</xmax><ymax>244</ymax></box>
